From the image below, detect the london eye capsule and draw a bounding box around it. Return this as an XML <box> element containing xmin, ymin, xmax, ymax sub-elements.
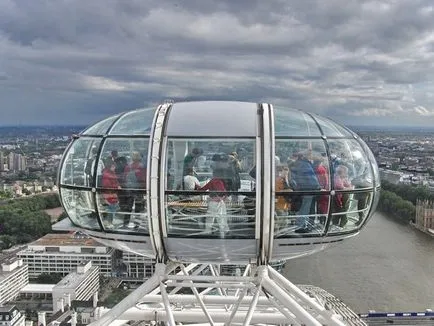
<box><xmin>57</xmin><ymin>101</ymin><xmax>380</xmax><ymax>264</ymax></box>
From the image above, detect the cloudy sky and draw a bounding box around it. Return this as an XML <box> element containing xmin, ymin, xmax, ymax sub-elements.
<box><xmin>1</xmin><ymin>0</ymin><xmax>434</xmax><ymax>127</ymax></box>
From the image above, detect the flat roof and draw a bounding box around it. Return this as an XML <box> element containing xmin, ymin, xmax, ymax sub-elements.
<box><xmin>0</xmin><ymin>261</ymin><xmax>26</xmax><ymax>282</ymax></box>
<box><xmin>0</xmin><ymin>306</ymin><xmax>15</xmax><ymax>313</ymax></box>
<box><xmin>29</xmin><ymin>232</ymin><xmax>103</xmax><ymax>247</ymax></box>
<box><xmin>54</xmin><ymin>265</ymin><xmax>99</xmax><ymax>291</ymax></box>
<box><xmin>20</xmin><ymin>283</ymin><xmax>55</xmax><ymax>294</ymax></box>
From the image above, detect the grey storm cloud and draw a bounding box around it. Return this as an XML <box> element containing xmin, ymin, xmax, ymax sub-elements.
<box><xmin>1</xmin><ymin>0</ymin><xmax>434</xmax><ymax>126</ymax></box>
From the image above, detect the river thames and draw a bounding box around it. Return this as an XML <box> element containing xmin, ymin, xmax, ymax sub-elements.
<box><xmin>284</xmin><ymin>212</ymin><xmax>434</xmax><ymax>313</ymax></box>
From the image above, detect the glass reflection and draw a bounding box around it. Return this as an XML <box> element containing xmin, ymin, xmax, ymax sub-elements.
<box><xmin>82</xmin><ymin>115</ymin><xmax>120</xmax><ymax>135</ymax></box>
<box><xmin>109</xmin><ymin>108</ymin><xmax>155</xmax><ymax>135</ymax></box>
<box><xmin>311</xmin><ymin>114</ymin><xmax>353</xmax><ymax>137</ymax></box>
<box><xmin>96</xmin><ymin>190</ymin><xmax>148</xmax><ymax>233</ymax></box>
<box><xmin>329</xmin><ymin>190</ymin><xmax>373</xmax><ymax>233</ymax></box>
<box><xmin>96</xmin><ymin>138</ymin><xmax>148</xmax><ymax>191</ymax></box>
<box><xmin>274</xmin><ymin>139</ymin><xmax>329</xmax><ymax>236</ymax></box>
<box><xmin>61</xmin><ymin>188</ymin><xmax>100</xmax><ymax>230</ymax></box>
<box><xmin>165</xmin><ymin>138</ymin><xmax>256</xmax><ymax>239</ymax></box>
<box><xmin>60</xmin><ymin>138</ymin><xmax>102</xmax><ymax>187</ymax></box>
<box><xmin>166</xmin><ymin>195</ymin><xmax>255</xmax><ymax>239</ymax></box>
<box><xmin>274</xmin><ymin>194</ymin><xmax>329</xmax><ymax>237</ymax></box>
<box><xmin>328</xmin><ymin>139</ymin><xmax>373</xmax><ymax>185</ymax></box>
<box><xmin>274</xmin><ymin>107</ymin><xmax>321</xmax><ymax>136</ymax></box>
<box><xmin>360</xmin><ymin>140</ymin><xmax>380</xmax><ymax>187</ymax></box>
<box><xmin>94</xmin><ymin>138</ymin><xmax>149</xmax><ymax>233</ymax></box>
<box><xmin>354</xmin><ymin>191</ymin><xmax>373</xmax><ymax>226</ymax></box>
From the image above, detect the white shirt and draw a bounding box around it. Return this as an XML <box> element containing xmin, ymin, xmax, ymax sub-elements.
<box><xmin>183</xmin><ymin>175</ymin><xmax>200</xmax><ymax>190</ymax></box>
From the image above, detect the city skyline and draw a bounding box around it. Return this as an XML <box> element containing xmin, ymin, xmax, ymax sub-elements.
<box><xmin>1</xmin><ymin>1</ymin><xmax>434</xmax><ymax>127</ymax></box>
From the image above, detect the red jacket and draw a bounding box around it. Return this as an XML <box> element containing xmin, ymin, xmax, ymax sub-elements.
<box><xmin>315</xmin><ymin>164</ymin><xmax>329</xmax><ymax>214</ymax></box>
<box><xmin>198</xmin><ymin>178</ymin><xmax>226</xmax><ymax>201</ymax></box>
<box><xmin>102</xmin><ymin>168</ymin><xmax>120</xmax><ymax>204</ymax></box>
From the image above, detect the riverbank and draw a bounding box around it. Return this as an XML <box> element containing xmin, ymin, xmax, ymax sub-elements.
<box><xmin>410</xmin><ymin>222</ymin><xmax>434</xmax><ymax>237</ymax></box>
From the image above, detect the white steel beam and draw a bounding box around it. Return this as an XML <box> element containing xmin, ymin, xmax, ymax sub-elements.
<box><xmin>261</xmin><ymin>274</ymin><xmax>323</xmax><ymax>325</ymax></box>
<box><xmin>181</xmin><ymin>265</ymin><xmax>215</xmax><ymax>325</ymax></box>
<box><xmin>136</xmin><ymin>294</ymin><xmax>273</xmax><ymax>306</ymax></box>
<box><xmin>99</xmin><ymin>308</ymin><xmax>290</xmax><ymax>324</ymax></box>
<box><xmin>159</xmin><ymin>279</ymin><xmax>176</xmax><ymax>326</ymax></box>
<box><xmin>89</xmin><ymin>262</ymin><xmax>175</xmax><ymax>326</ymax></box>
<box><xmin>90</xmin><ymin>263</ymin><xmax>358</xmax><ymax>326</ymax></box>
<box><xmin>268</xmin><ymin>266</ymin><xmax>347</xmax><ymax>326</ymax></box>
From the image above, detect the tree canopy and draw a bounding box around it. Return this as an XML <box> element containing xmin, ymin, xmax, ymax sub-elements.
<box><xmin>377</xmin><ymin>190</ymin><xmax>416</xmax><ymax>223</ymax></box>
<box><xmin>377</xmin><ymin>180</ymin><xmax>434</xmax><ymax>224</ymax></box>
<box><xmin>381</xmin><ymin>180</ymin><xmax>434</xmax><ymax>205</ymax></box>
<box><xmin>0</xmin><ymin>194</ymin><xmax>59</xmax><ymax>249</ymax></box>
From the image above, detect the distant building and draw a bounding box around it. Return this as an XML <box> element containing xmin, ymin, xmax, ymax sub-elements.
<box><xmin>17</xmin><ymin>233</ymin><xmax>114</xmax><ymax>278</ymax></box>
<box><xmin>6</xmin><ymin>153</ymin><xmax>26</xmax><ymax>172</ymax></box>
<box><xmin>379</xmin><ymin>169</ymin><xmax>402</xmax><ymax>184</ymax></box>
<box><xmin>0</xmin><ymin>152</ymin><xmax>4</xmax><ymax>171</ymax></box>
<box><xmin>415</xmin><ymin>200</ymin><xmax>434</xmax><ymax>236</ymax></box>
<box><xmin>0</xmin><ymin>306</ymin><xmax>25</xmax><ymax>326</ymax></box>
<box><xmin>0</xmin><ymin>258</ymin><xmax>28</xmax><ymax>305</ymax></box>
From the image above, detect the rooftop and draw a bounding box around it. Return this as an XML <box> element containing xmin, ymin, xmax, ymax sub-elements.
<box><xmin>0</xmin><ymin>306</ymin><xmax>14</xmax><ymax>313</ymax></box>
<box><xmin>29</xmin><ymin>232</ymin><xmax>103</xmax><ymax>247</ymax></box>
<box><xmin>20</xmin><ymin>283</ymin><xmax>55</xmax><ymax>294</ymax></box>
<box><xmin>0</xmin><ymin>259</ymin><xmax>25</xmax><ymax>283</ymax></box>
<box><xmin>53</xmin><ymin>265</ymin><xmax>99</xmax><ymax>291</ymax></box>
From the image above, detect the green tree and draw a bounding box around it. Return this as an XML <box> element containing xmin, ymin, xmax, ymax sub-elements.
<box><xmin>377</xmin><ymin>189</ymin><xmax>416</xmax><ymax>223</ymax></box>
<box><xmin>0</xmin><ymin>235</ymin><xmax>17</xmax><ymax>249</ymax></box>
<box><xmin>0</xmin><ymin>191</ymin><xmax>13</xmax><ymax>199</ymax></box>
<box><xmin>0</xmin><ymin>193</ymin><xmax>58</xmax><ymax>248</ymax></box>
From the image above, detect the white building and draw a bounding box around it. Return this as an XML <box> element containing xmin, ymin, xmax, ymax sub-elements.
<box><xmin>20</xmin><ymin>261</ymin><xmax>99</xmax><ymax>314</ymax></box>
<box><xmin>0</xmin><ymin>258</ymin><xmax>28</xmax><ymax>305</ymax></box>
<box><xmin>17</xmin><ymin>232</ymin><xmax>114</xmax><ymax>277</ymax></box>
<box><xmin>122</xmin><ymin>252</ymin><xmax>156</xmax><ymax>279</ymax></box>
<box><xmin>0</xmin><ymin>306</ymin><xmax>25</xmax><ymax>326</ymax></box>
<box><xmin>52</xmin><ymin>261</ymin><xmax>99</xmax><ymax>313</ymax></box>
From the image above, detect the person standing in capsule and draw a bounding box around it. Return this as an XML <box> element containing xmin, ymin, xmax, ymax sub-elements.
<box><xmin>197</xmin><ymin>156</ymin><xmax>228</xmax><ymax>238</ymax></box>
<box><xmin>101</xmin><ymin>158</ymin><xmax>121</xmax><ymax>228</ymax></box>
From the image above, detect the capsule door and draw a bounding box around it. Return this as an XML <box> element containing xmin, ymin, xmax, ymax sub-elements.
<box><xmin>150</xmin><ymin>101</ymin><xmax>262</xmax><ymax>264</ymax></box>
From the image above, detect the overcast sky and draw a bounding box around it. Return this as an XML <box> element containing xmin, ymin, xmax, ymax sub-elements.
<box><xmin>1</xmin><ymin>0</ymin><xmax>434</xmax><ymax>127</ymax></box>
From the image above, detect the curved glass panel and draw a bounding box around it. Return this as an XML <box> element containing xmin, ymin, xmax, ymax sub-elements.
<box><xmin>274</xmin><ymin>139</ymin><xmax>329</xmax><ymax>236</ymax></box>
<box><xmin>96</xmin><ymin>190</ymin><xmax>148</xmax><ymax>234</ymax></box>
<box><xmin>165</xmin><ymin>138</ymin><xmax>256</xmax><ymax>239</ymax></box>
<box><xmin>311</xmin><ymin>114</ymin><xmax>353</xmax><ymax>137</ymax></box>
<box><xmin>166</xmin><ymin>102</ymin><xmax>257</xmax><ymax>137</ymax></box>
<box><xmin>96</xmin><ymin>138</ymin><xmax>149</xmax><ymax>191</ymax></box>
<box><xmin>274</xmin><ymin>107</ymin><xmax>321</xmax><ymax>136</ymax></box>
<box><xmin>360</xmin><ymin>139</ymin><xmax>380</xmax><ymax>187</ymax></box>
<box><xmin>81</xmin><ymin>114</ymin><xmax>120</xmax><ymax>135</ymax></box>
<box><xmin>354</xmin><ymin>190</ymin><xmax>373</xmax><ymax>228</ymax></box>
<box><xmin>60</xmin><ymin>138</ymin><xmax>102</xmax><ymax>187</ymax></box>
<box><xmin>109</xmin><ymin>108</ymin><xmax>156</xmax><ymax>135</ymax></box>
<box><xmin>327</xmin><ymin>190</ymin><xmax>374</xmax><ymax>233</ymax></box>
<box><xmin>60</xmin><ymin>188</ymin><xmax>100</xmax><ymax>230</ymax></box>
<box><xmin>370</xmin><ymin>188</ymin><xmax>381</xmax><ymax>218</ymax></box>
<box><xmin>328</xmin><ymin>139</ymin><xmax>373</xmax><ymax>190</ymax></box>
